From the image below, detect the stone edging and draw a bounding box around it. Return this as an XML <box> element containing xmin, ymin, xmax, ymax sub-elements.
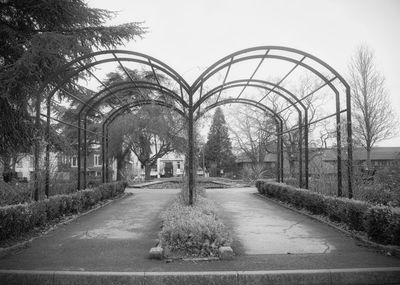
<box><xmin>0</xmin><ymin>192</ymin><xmax>131</xmax><ymax>259</ymax></box>
<box><xmin>254</xmin><ymin>193</ymin><xmax>400</xmax><ymax>257</ymax></box>
<box><xmin>1</xmin><ymin>267</ymin><xmax>400</xmax><ymax>285</ymax></box>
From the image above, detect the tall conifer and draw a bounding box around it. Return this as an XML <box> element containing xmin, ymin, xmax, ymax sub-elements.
<box><xmin>204</xmin><ymin>107</ymin><xmax>236</xmax><ymax>176</ymax></box>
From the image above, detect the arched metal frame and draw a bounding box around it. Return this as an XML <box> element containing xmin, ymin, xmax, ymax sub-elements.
<box><xmin>100</xmin><ymin>99</ymin><xmax>187</xmax><ymax>185</ymax></box>
<box><xmin>195</xmin><ymin>98</ymin><xmax>284</xmax><ymax>183</ymax></box>
<box><xmin>34</xmin><ymin>46</ymin><xmax>353</xmax><ymax>205</ymax></box>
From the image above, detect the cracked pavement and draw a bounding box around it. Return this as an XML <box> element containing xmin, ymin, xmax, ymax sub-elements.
<box><xmin>207</xmin><ymin>188</ymin><xmax>380</xmax><ymax>255</ymax></box>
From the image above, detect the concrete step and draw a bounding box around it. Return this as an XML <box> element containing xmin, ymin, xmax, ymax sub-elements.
<box><xmin>1</xmin><ymin>267</ymin><xmax>400</xmax><ymax>285</ymax></box>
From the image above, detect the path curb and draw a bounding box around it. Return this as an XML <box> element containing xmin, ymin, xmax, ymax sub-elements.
<box><xmin>1</xmin><ymin>267</ymin><xmax>399</xmax><ymax>285</ymax></box>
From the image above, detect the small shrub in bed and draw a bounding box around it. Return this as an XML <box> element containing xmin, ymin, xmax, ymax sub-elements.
<box><xmin>159</xmin><ymin>194</ymin><xmax>232</xmax><ymax>258</ymax></box>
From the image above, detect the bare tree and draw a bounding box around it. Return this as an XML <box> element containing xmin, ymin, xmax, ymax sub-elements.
<box><xmin>229</xmin><ymin>106</ymin><xmax>276</xmax><ymax>180</ymax></box>
<box><xmin>229</xmin><ymin>76</ymin><xmax>323</xmax><ymax>180</ymax></box>
<box><xmin>271</xmin><ymin>76</ymin><xmax>322</xmax><ymax>178</ymax></box>
<box><xmin>349</xmin><ymin>45</ymin><xmax>399</xmax><ymax>168</ymax></box>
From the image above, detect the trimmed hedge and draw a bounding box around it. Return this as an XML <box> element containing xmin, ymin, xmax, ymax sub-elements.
<box><xmin>0</xmin><ymin>181</ymin><xmax>127</xmax><ymax>242</ymax></box>
<box><xmin>256</xmin><ymin>180</ymin><xmax>400</xmax><ymax>246</ymax></box>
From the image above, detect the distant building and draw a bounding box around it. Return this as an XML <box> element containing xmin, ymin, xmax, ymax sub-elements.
<box><xmin>322</xmin><ymin>147</ymin><xmax>400</xmax><ymax>171</ymax></box>
<box><xmin>235</xmin><ymin>147</ymin><xmax>400</xmax><ymax>177</ymax></box>
<box><xmin>128</xmin><ymin>150</ymin><xmax>185</xmax><ymax>179</ymax></box>
<box><xmin>13</xmin><ymin>150</ymin><xmax>118</xmax><ymax>183</ymax></box>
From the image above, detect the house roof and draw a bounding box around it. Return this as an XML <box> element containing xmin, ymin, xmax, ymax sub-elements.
<box><xmin>235</xmin><ymin>152</ymin><xmax>277</xmax><ymax>163</ymax></box>
<box><xmin>317</xmin><ymin>147</ymin><xmax>400</xmax><ymax>161</ymax></box>
<box><xmin>236</xmin><ymin>147</ymin><xmax>400</xmax><ymax>163</ymax></box>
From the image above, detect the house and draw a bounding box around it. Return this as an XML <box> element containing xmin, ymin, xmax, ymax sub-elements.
<box><xmin>322</xmin><ymin>147</ymin><xmax>400</xmax><ymax>170</ymax></box>
<box><xmin>13</xmin><ymin>150</ymin><xmax>118</xmax><ymax>183</ymax></box>
<box><xmin>235</xmin><ymin>147</ymin><xmax>400</xmax><ymax>178</ymax></box>
<box><xmin>157</xmin><ymin>152</ymin><xmax>185</xmax><ymax>178</ymax></box>
<box><xmin>128</xmin><ymin>150</ymin><xmax>185</xmax><ymax>179</ymax></box>
<box><xmin>235</xmin><ymin>152</ymin><xmax>278</xmax><ymax>178</ymax></box>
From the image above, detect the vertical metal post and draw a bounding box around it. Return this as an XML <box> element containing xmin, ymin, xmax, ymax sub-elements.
<box><xmin>298</xmin><ymin>116</ymin><xmax>303</xmax><ymax>188</ymax></box>
<box><xmin>34</xmin><ymin>92</ymin><xmax>41</xmax><ymax>201</ymax></box>
<box><xmin>275</xmin><ymin>121</ymin><xmax>280</xmax><ymax>182</ymax></box>
<box><xmin>105</xmin><ymin>128</ymin><xmax>110</xmax><ymax>182</ymax></box>
<box><xmin>188</xmin><ymin>94</ymin><xmax>195</xmax><ymax>206</ymax></box>
<box><xmin>335</xmin><ymin>91</ymin><xmax>343</xmax><ymax>197</ymax></box>
<box><xmin>45</xmin><ymin>99</ymin><xmax>51</xmax><ymax>197</ymax></box>
<box><xmin>280</xmin><ymin>123</ymin><xmax>284</xmax><ymax>182</ymax></box>
<box><xmin>304</xmin><ymin>111</ymin><xmax>309</xmax><ymax>189</ymax></box>
<box><xmin>77</xmin><ymin>114</ymin><xmax>81</xmax><ymax>190</ymax></box>
<box><xmin>83</xmin><ymin>116</ymin><xmax>87</xmax><ymax>188</ymax></box>
<box><xmin>345</xmin><ymin>86</ymin><xmax>353</xmax><ymax>198</ymax></box>
<box><xmin>102</xmin><ymin>124</ymin><xmax>106</xmax><ymax>183</ymax></box>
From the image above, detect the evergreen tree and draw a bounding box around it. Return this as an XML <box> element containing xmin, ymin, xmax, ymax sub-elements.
<box><xmin>204</xmin><ymin>107</ymin><xmax>236</xmax><ymax>176</ymax></box>
<box><xmin>0</xmin><ymin>0</ymin><xmax>145</xmax><ymax>177</ymax></box>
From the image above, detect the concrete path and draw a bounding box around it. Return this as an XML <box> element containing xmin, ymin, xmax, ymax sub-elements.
<box><xmin>0</xmin><ymin>188</ymin><xmax>179</xmax><ymax>271</ymax></box>
<box><xmin>0</xmin><ymin>187</ymin><xmax>399</xmax><ymax>274</ymax></box>
<box><xmin>207</xmin><ymin>187</ymin><xmax>400</xmax><ymax>269</ymax></box>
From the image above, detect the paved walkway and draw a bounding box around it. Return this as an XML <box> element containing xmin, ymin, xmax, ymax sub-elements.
<box><xmin>0</xmin><ymin>188</ymin><xmax>179</xmax><ymax>271</ymax></box>
<box><xmin>0</xmin><ymin>187</ymin><xmax>399</xmax><ymax>273</ymax></box>
<box><xmin>207</xmin><ymin>187</ymin><xmax>400</xmax><ymax>270</ymax></box>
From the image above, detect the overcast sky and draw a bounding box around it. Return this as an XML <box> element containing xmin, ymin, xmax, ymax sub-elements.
<box><xmin>90</xmin><ymin>0</ymin><xmax>400</xmax><ymax>146</ymax></box>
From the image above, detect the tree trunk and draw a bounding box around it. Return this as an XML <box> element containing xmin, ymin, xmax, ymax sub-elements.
<box><xmin>116</xmin><ymin>145</ymin><xmax>130</xmax><ymax>181</ymax></box>
<box><xmin>116</xmin><ymin>155</ymin><xmax>125</xmax><ymax>181</ymax></box>
<box><xmin>366</xmin><ymin>147</ymin><xmax>372</xmax><ymax>170</ymax></box>
<box><xmin>289</xmin><ymin>159</ymin><xmax>296</xmax><ymax>178</ymax></box>
<box><xmin>144</xmin><ymin>163</ymin><xmax>151</xmax><ymax>181</ymax></box>
<box><xmin>1</xmin><ymin>154</ymin><xmax>14</xmax><ymax>182</ymax></box>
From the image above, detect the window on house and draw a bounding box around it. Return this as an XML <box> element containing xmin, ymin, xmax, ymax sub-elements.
<box><xmin>94</xmin><ymin>154</ymin><xmax>101</xmax><ymax>166</ymax></box>
<box><xmin>71</xmin><ymin>156</ymin><xmax>78</xmax><ymax>167</ymax></box>
<box><xmin>177</xmin><ymin>161</ymin><xmax>181</xmax><ymax>169</ymax></box>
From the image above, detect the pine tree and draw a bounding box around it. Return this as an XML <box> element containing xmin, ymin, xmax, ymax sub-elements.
<box><xmin>204</xmin><ymin>107</ymin><xmax>236</xmax><ymax>176</ymax></box>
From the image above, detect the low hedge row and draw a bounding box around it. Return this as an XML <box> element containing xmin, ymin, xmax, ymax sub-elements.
<box><xmin>0</xmin><ymin>181</ymin><xmax>127</xmax><ymax>242</ymax></box>
<box><xmin>256</xmin><ymin>180</ymin><xmax>400</xmax><ymax>246</ymax></box>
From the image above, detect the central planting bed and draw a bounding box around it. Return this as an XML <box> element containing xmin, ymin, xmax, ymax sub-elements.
<box><xmin>145</xmin><ymin>179</ymin><xmax>233</xmax><ymax>189</ymax></box>
<box><xmin>151</xmin><ymin>188</ymin><xmax>233</xmax><ymax>260</ymax></box>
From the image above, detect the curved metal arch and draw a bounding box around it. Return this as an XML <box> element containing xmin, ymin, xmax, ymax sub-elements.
<box><xmin>194</xmin><ymin>98</ymin><xmax>282</xmax><ymax>123</ymax></box>
<box><xmin>193</xmin><ymin>79</ymin><xmax>308</xmax><ymax>112</ymax></box>
<box><xmin>191</xmin><ymin>54</ymin><xmax>340</xmax><ymax>102</ymax></box>
<box><xmin>191</xmin><ymin>46</ymin><xmax>345</xmax><ymax>93</ymax></box>
<box><xmin>39</xmin><ymin>51</ymin><xmax>190</xmax><ymax>193</ymax></box>
<box><xmin>98</xmin><ymin>99</ymin><xmax>187</xmax><ymax>185</ymax></box>
<box><xmin>79</xmin><ymin>80</ymin><xmax>188</xmax><ymax>117</ymax></box>
<box><xmin>190</xmin><ymin>48</ymin><xmax>346</xmax><ymax>193</ymax></box>
<box><xmin>41</xmin><ymin>50</ymin><xmax>190</xmax><ymax>97</ymax></box>
<box><xmin>44</xmin><ymin>57</ymin><xmax>188</xmax><ymax>102</ymax></box>
<box><xmin>191</xmin><ymin>54</ymin><xmax>340</xmax><ymax>127</ymax></box>
<box><xmin>76</xmin><ymin>81</ymin><xmax>188</xmax><ymax>188</ymax></box>
<box><xmin>194</xmin><ymin>80</ymin><xmax>307</xmax><ymax>188</ymax></box>
<box><xmin>35</xmin><ymin>46</ymin><xmax>353</xmax><ymax>204</ymax></box>
<box><xmin>43</xmin><ymin>53</ymin><xmax>191</xmax><ymax>144</ymax></box>
<box><xmin>194</xmin><ymin>98</ymin><xmax>284</xmax><ymax>182</ymax></box>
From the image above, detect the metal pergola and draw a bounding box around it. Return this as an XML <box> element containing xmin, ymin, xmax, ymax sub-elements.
<box><xmin>33</xmin><ymin>46</ymin><xmax>353</xmax><ymax>205</ymax></box>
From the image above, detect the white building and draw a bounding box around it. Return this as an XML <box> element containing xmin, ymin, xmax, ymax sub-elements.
<box><xmin>129</xmin><ymin>150</ymin><xmax>185</xmax><ymax>179</ymax></box>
